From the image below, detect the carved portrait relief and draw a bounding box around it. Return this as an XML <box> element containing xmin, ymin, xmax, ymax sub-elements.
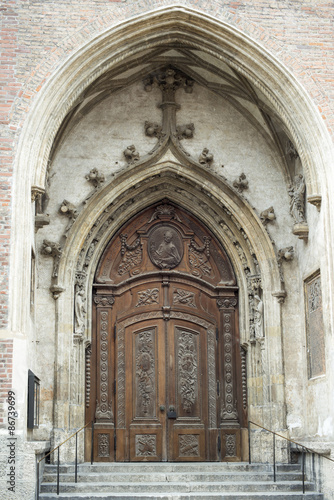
<box><xmin>148</xmin><ymin>225</ymin><xmax>183</xmax><ymax>269</ymax></box>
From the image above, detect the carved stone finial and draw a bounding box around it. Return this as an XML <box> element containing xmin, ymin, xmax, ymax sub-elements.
<box><xmin>233</xmin><ymin>173</ymin><xmax>248</xmax><ymax>193</ymax></box>
<box><xmin>175</xmin><ymin>123</ymin><xmax>194</xmax><ymax>140</ymax></box>
<box><xmin>123</xmin><ymin>145</ymin><xmax>140</xmax><ymax>164</ymax></box>
<box><xmin>41</xmin><ymin>239</ymin><xmax>62</xmax><ymax>278</ymax></box>
<box><xmin>85</xmin><ymin>168</ymin><xmax>105</xmax><ymax>188</ymax></box>
<box><xmin>198</xmin><ymin>148</ymin><xmax>213</xmax><ymax>166</ymax></box>
<box><xmin>278</xmin><ymin>246</ymin><xmax>294</xmax><ymax>263</ymax></box>
<box><xmin>260</xmin><ymin>206</ymin><xmax>276</xmax><ymax>225</ymax></box>
<box><xmin>145</xmin><ymin>121</ymin><xmax>163</xmax><ymax>139</ymax></box>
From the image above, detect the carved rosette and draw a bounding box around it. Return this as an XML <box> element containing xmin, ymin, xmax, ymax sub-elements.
<box><xmin>94</xmin><ymin>297</ymin><xmax>114</xmax><ymax>421</ymax></box>
<box><xmin>85</xmin><ymin>343</ymin><xmax>92</xmax><ymax>408</ymax></box>
<box><xmin>117</xmin><ymin>325</ymin><xmax>126</xmax><ymax>428</ymax></box>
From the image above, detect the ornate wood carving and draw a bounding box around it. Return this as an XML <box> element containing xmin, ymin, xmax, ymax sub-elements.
<box><xmin>117</xmin><ymin>325</ymin><xmax>126</xmax><ymax>428</ymax></box>
<box><xmin>94</xmin><ymin>295</ymin><xmax>115</xmax><ymax>307</ymax></box>
<box><xmin>148</xmin><ymin>203</ymin><xmax>182</xmax><ymax>223</ymax></box>
<box><xmin>135</xmin><ymin>434</ymin><xmax>157</xmax><ymax>457</ymax></box>
<box><xmin>98</xmin><ymin>433</ymin><xmax>110</xmax><ymax>458</ymax></box>
<box><xmin>240</xmin><ymin>346</ymin><xmax>247</xmax><ymax>410</ymax></box>
<box><xmin>135</xmin><ymin>330</ymin><xmax>156</xmax><ymax>417</ymax></box>
<box><xmin>189</xmin><ymin>237</ymin><xmax>212</xmax><ymax>277</ymax></box>
<box><xmin>118</xmin><ymin>234</ymin><xmax>142</xmax><ymax>276</ymax></box>
<box><xmin>136</xmin><ymin>288</ymin><xmax>159</xmax><ymax>307</ymax></box>
<box><xmin>207</xmin><ymin>327</ymin><xmax>217</xmax><ymax>428</ymax></box>
<box><xmin>221</xmin><ymin>311</ymin><xmax>238</xmax><ymax>422</ymax></box>
<box><xmin>179</xmin><ymin>435</ymin><xmax>199</xmax><ymax>457</ymax></box>
<box><xmin>148</xmin><ymin>225</ymin><xmax>183</xmax><ymax>269</ymax></box>
<box><xmin>95</xmin><ymin>308</ymin><xmax>113</xmax><ymax>421</ymax></box>
<box><xmin>173</xmin><ymin>288</ymin><xmax>196</xmax><ymax>308</ymax></box>
<box><xmin>177</xmin><ymin>331</ymin><xmax>198</xmax><ymax>413</ymax></box>
<box><xmin>170</xmin><ymin>311</ymin><xmax>212</xmax><ymax>330</ymax></box>
<box><xmin>85</xmin><ymin>343</ymin><xmax>92</xmax><ymax>408</ymax></box>
<box><xmin>225</xmin><ymin>433</ymin><xmax>237</xmax><ymax>457</ymax></box>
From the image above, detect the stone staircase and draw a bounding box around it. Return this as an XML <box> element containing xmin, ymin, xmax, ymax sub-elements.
<box><xmin>39</xmin><ymin>462</ymin><xmax>324</xmax><ymax>499</ymax></box>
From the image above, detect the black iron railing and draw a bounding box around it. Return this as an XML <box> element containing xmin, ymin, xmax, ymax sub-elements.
<box><xmin>36</xmin><ymin>420</ymin><xmax>94</xmax><ymax>499</ymax></box>
<box><xmin>248</xmin><ymin>420</ymin><xmax>334</xmax><ymax>495</ymax></box>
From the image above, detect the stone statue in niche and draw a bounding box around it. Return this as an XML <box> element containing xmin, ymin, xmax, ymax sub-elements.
<box><xmin>253</xmin><ymin>294</ymin><xmax>264</xmax><ymax>339</ymax></box>
<box><xmin>233</xmin><ymin>173</ymin><xmax>248</xmax><ymax>193</ymax></box>
<box><xmin>123</xmin><ymin>145</ymin><xmax>140</xmax><ymax>163</ymax></box>
<box><xmin>148</xmin><ymin>226</ymin><xmax>183</xmax><ymax>269</ymax></box>
<box><xmin>288</xmin><ymin>174</ymin><xmax>306</xmax><ymax>223</ymax></box>
<box><xmin>198</xmin><ymin>148</ymin><xmax>213</xmax><ymax>166</ymax></box>
<box><xmin>75</xmin><ymin>288</ymin><xmax>86</xmax><ymax>335</ymax></box>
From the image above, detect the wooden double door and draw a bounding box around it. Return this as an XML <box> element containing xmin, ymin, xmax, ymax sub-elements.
<box><xmin>86</xmin><ymin>202</ymin><xmax>243</xmax><ymax>462</ymax></box>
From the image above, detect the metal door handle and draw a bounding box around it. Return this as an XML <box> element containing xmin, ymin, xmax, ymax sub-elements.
<box><xmin>159</xmin><ymin>405</ymin><xmax>165</xmax><ymax>412</ymax></box>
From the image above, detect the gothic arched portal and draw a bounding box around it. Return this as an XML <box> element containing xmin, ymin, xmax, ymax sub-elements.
<box><xmin>86</xmin><ymin>202</ymin><xmax>246</xmax><ymax>462</ymax></box>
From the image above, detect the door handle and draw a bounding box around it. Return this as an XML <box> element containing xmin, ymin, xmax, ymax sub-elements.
<box><xmin>167</xmin><ymin>405</ymin><xmax>177</xmax><ymax>419</ymax></box>
<box><xmin>159</xmin><ymin>405</ymin><xmax>165</xmax><ymax>412</ymax></box>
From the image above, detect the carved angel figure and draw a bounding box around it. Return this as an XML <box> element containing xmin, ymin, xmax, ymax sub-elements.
<box><xmin>288</xmin><ymin>174</ymin><xmax>306</xmax><ymax>223</ymax></box>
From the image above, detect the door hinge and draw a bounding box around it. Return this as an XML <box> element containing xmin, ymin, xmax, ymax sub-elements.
<box><xmin>114</xmin><ymin>434</ymin><xmax>117</xmax><ymax>451</ymax></box>
<box><xmin>217</xmin><ymin>435</ymin><xmax>221</xmax><ymax>453</ymax></box>
<box><xmin>217</xmin><ymin>380</ymin><xmax>220</xmax><ymax>396</ymax></box>
<box><xmin>114</xmin><ymin>379</ymin><xmax>116</xmax><ymax>395</ymax></box>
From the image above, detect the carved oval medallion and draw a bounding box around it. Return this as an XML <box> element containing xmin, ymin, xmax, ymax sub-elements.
<box><xmin>148</xmin><ymin>225</ymin><xmax>183</xmax><ymax>269</ymax></box>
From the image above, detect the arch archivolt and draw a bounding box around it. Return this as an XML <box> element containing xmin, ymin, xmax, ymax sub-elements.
<box><xmin>49</xmin><ymin>160</ymin><xmax>286</xmax><ymax>432</ymax></box>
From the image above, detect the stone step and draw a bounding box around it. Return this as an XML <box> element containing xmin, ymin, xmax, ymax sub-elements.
<box><xmin>40</xmin><ymin>480</ymin><xmax>316</xmax><ymax>493</ymax></box>
<box><xmin>42</xmin><ymin>471</ymin><xmax>303</xmax><ymax>483</ymax></box>
<box><xmin>43</xmin><ymin>462</ymin><xmax>301</xmax><ymax>474</ymax></box>
<box><xmin>38</xmin><ymin>493</ymin><xmax>324</xmax><ymax>500</ymax></box>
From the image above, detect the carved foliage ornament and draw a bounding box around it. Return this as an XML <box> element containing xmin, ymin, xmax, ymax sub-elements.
<box><xmin>233</xmin><ymin>173</ymin><xmax>248</xmax><ymax>193</ymax></box>
<box><xmin>136</xmin><ymin>288</ymin><xmax>159</xmax><ymax>307</ymax></box>
<box><xmin>118</xmin><ymin>234</ymin><xmax>142</xmax><ymax>276</ymax></box>
<box><xmin>85</xmin><ymin>168</ymin><xmax>105</xmax><ymax>188</ymax></box>
<box><xmin>135</xmin><ymin>330</ymin><xmax>155</xmax><ymax>417</ymax></box>
<box><xmin>41</xmin><ymin>239</ymin><xmax>62</xmax><ymax>278</ymax></box>
<box><xmin>136</xmin><ymin>434</ymin><xmax>156</xmax><ymax>457</ymax></box>
<box><xmin>144</xmin><ymin>67</ymin><xmax>194</xmax><ymax>95</ymax></box>
<box><xmin>260</xmin><ymin>206</ymin><xmax>276</xmax><ymax>225</ymax></box>
<box><xmin>148</xmin><ymin>203</ymin><xmax>182</xmax><ymax>223</ymax></box>
<box><xmin>198</xmin><ymin>148</ymin><xmax>213</xmax><ymax>166</ymax></box>
<box><xmin>178</xmin><ymin>331</ymin><xmax>198</xmax><ymax>413</ymax></box>
<box><xmin>173</xmin><ymin>288</ymin><xmax>196</xmax><ymax>308</ymax></box>
<box><xmin>123</xmin><ymin>145</ymin><xmax>140</xmax><ymax>164</ymax></box>
<box><xmin>179</xmin><ymin>434</ymin><xmax>199</xmax><ymax>457</ymax></box>
<box><xmin>189</xmin><ymin>236</ymin><xmax>212</xmax><ymax>277</ymax></box>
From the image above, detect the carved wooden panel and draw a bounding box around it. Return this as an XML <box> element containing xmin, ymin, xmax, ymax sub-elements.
<box><xmin>176</xmin><ymin>329</ymin><xmax>199</xmax><ymax>416</ymax></box>
<box><xmin>173</xmin><ymin>288</ymin><xmax>196</xmax><ymax>308</ymax></box>
<box><xmin>135</xmin><ymin>329</ymin><xmax>156</xmax><ymax>418</ymax></box>
<box><xmin>305</xmin><ymin>272</ymin><xmax>326</xmax><ymax>378</ymax></box>
<box><xmin>95</xmin><ymin>304</ymin><xmax>113</xmax><ymax>421</ymax></box>
<box><xmin>179</xmin><ymin>435</ymin><xmax>200</xmax><ymax>457</ymax></box>
<box><xmin>98</xmin><ymin>433</ymin><xmax>110</xmax><ymax>457</ymax></box>
<box><xmin>135</xmin><ymin>434</ymin><xmax>157</xmax><ymax>457</ymax></box>
<box><xmin>136</xmin><ymin>288</ymin><xmax>159</xmax><ymax>307</ymax></box>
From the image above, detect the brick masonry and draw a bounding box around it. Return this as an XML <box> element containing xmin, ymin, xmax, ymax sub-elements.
<box><xmin>0</xmin><ymin>340</ymin><xmax>13</xmax><ymax>427</ymax></box>
<box><xmin>0</xmin><ymin>0</ymin><xmax>333</xmax><ymax>418</ymax></box>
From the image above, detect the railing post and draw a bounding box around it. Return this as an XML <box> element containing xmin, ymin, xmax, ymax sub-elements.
<box><xmin>91</xmin><ymin>421</ymin><xmax>94</xmax><ymax>465</ymax></box>
<box><xmin>57</xmin><ymin>447</ymin><xmax>60</xmax><ymax>496</ymax></box>
<box><xmin>248</xmin><ymin>421</ymin><xmax>251</xmax><ymax>465</ymax></box>
<box><xmin>302</xmin><ymin>446</ymin><xmax>305</xmax><ymax>494</ymax></box>
<box><xmin>75</xmin><ymin>432</ymin><xmax>78</xmax><ymax>483</ymax></box>
<box><xmin>36</xmin><ymin>460</ymin><xmax>40</xmax><ymax>500</ymax></box>
<box><xmin>273</xmin><ymin>432</ymin><xmax>276</xmax><ymax>482</ymax></box>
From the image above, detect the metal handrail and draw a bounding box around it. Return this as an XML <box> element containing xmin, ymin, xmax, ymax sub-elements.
<box><xmin>248</xmin><ymin>420</ymin><xmax>334</xmax><ymax>495</ymax></box>
<box><xmin>36</xmin><ymin>420</ymin><xmax>94</xmax><ymax>500</ymax></box>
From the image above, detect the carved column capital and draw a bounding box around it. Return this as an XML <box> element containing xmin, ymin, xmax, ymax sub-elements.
<box><xmin>217</xmin><ymin>297</ymin><xmax>238</xmax><ymax>310</ymax></box>
<box><xmin>94</xmin><ymin>295</ymin><xmax>115</xmax><ymax>307</ymax></box>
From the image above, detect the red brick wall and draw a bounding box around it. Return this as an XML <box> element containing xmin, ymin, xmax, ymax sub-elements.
<box><xmin>0</xmin><ymin>340</ymin><xmax>13</xmax><ymax>427</ymax></box>
<box><xmin>0</xmin><ymin>0</ymin><xmax>333</xmax><ymax>390</ymax></box>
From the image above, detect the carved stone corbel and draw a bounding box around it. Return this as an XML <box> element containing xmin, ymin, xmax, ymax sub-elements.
<box><xmin>278</xmin><ymin>246</ymin><xmax>294</xmax><ymax>263</ymax></box>
<box><xmin>198</xmin><ymin>148</ymin><xmax>213</xmax><ymax>166</ymax></box>
<box><xmin>59</xmin><ymin>199</ymin><xmax>78</xmax><ymax>236</ymax></box>
<box><xmin>233</xmin><ymin>173</ymin><xmax>248</xmax><ymax>193</ymax></box>
<box><xmin>50</xmin><ymin>285</ymin><xmax>65</xmax><ymax>300</ymax></box>
<box><xmin>260</xmin><ymin>206</ymin><xmax>276</xmax><ymax>225</ymax></box>
<box><xmin>123</xmin><ymin>145</ymin><xmax>140</xmax><ymax>164</ymax></box>
<box><xmin>307</xmin><ymin>194</ymin><xmax>321</xmax><ymax>212</ymax></box>
<box><xmin>41</xmin><ymin>239</ymin><xmax>62</xmax><ymax>278</ymax></box>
